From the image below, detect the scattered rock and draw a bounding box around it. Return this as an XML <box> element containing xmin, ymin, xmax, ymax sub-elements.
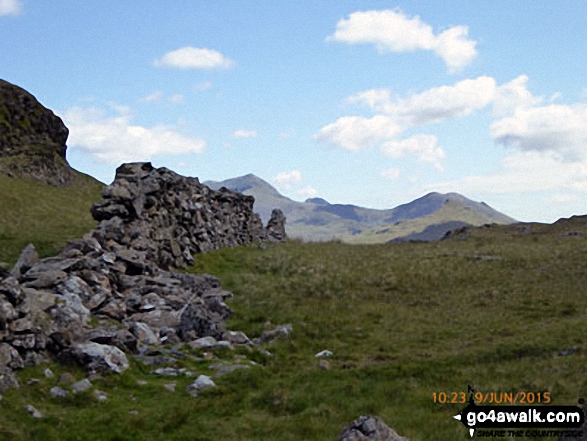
<box><xmin>44</xmin><ymin>368</ymin><xmax>54</xmax><ymax>378</ymax></box>
<box><xmin>61</xmin><ymin>343</ymin><xmax>129</xmax><ymax>374</ymax></box>
<box><xmin>163</xmin><ymin>382</ymin><xmax>176</xmax><ymax>392</ymax></box>
<box><xmin>186</xmin><ymin>375</ymin><xmax>216</xmax><ymax>396</ymax></box>
<box><xmin>50</xmin><ymin>386</ymin><xmax>68</xmax><ymax>398</ymax></box>
<box><xmin>315</xmin><ymin>350</ymin><xmax>333</xmax><ymax>358</ymax></box>
<box><xmin>24</xmin><ymin>405</ymin><xmax>44</xmax><ymax>419</ymax></box>
<box><xmin>57</xmin><ymin>372</ymin><xmax>74</xmax><ymax>385</ymax></box>
<box><xmin>151</xmin><ymin>367</ymin><xmax>179</xmax><ymax>376</ymax></box>
<box><xmin>336</xmin><ymin>415</ymin><xmax>409</xmax><ymax>441</ymax></box>
<box><xmin>93</xmin><ymin>389</ymin><xmax>108</xmax><ymax>401</ymax></box>
<box><xmin>254</xmin><ymin>324</ymin><xmax>293</xmax><ymax>344</ymax></box>
<box><xmin>71</xmin><ymin>378</ymin><xmax>92</xmax><ymax>394</ymax></box>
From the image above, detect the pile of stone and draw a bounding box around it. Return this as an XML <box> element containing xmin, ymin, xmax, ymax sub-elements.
<box><xmin>336</xmin><ymin>416</ymin><xmax>409</xmax><ymax>441</ymax></box>
<box><xmin>90</xmin><ymin>162</ymin><xmax>285</xmax><ymax>270</ymax></box>
<box><xmin>0</xmin><ymin>162</ymin><xmax>287</xmax><ymax>392</ymax></box>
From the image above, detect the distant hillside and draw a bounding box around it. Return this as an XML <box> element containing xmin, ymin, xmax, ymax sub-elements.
<box><xmin>205</xmin><ymin>174</ymin><xmax>516</xmax><ymax>243</ymax></box>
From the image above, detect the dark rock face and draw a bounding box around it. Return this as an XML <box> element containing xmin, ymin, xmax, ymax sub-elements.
<box><xmin>0</xmin><ymin>79</ymin><xmax>77</xmax><ymax>186</ymax></box>
<box><xmin>336</xmin><ymin>416</ymin><xmax>409</xmax><ymax>441</ymax></box>
<box><xmin>0</xmin><ymin>162</ymin><xmax>287</xmax><ymax>389</ymax></box>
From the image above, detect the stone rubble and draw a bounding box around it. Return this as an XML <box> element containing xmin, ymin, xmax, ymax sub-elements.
<box><xmin>336</xmin><ymin>416</ymin><xmax>409</xmax><ymax>441</ymax></box>
<box><xmin>0</xmin><ymin>161</ymin><xmax>287</xmax><ymax>392</ymax></box>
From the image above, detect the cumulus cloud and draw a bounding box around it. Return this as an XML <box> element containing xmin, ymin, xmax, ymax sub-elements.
<box><xmin>313</xmin><ymin>115</ymin><xmax>401</xmax><ymax>151</ymax></box>
<box><xmin>273</xmin><ymin>170</ymin><xmax>302</xmax><ymax>187</ymax></box>
<box><xmin>382</xmin><ymin>134</ymin><xmax>445</xmax><ymax>170</ymax></box>
<box><xmin>0</xmin><ymin>0</ymin><xmax>22</xmax><ymax>16</ymax></box>
<box><xmin>63</xmin><ymin>105</ymin><xmax>206</xmax><ymax>164</ymax></box>
<box><xmin>348</xmin><ymin>76</ymin><xmax>497</xmax><ymax>125</ymax></box>
<box><xmin>327</xmin><ymin>9</ymin><xmax>477</xmax><ymax>72</ymax></box>
<box><xmin>154</xmin><ymin>47</ymin><xmax>234</xmax><ymax>70</ymax></box>
<box><xmin>491</xmin><ymin>103</ymin><xmax>587</xmax><ymax>161</ymax></box>
<box><xmin>296</xmin><ymin>186</ymin><xmax>318</xmax><ymax>198</ymax></box>
<box><xmin>231</xmin><ymin>129</ymin><xmax>258</xmax><ymax>139</ymax></box>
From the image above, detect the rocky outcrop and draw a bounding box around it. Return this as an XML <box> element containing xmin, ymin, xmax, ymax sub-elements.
<box><xmin>0</xmin><ymin>162</ymin><xmax>287</xmax><ymax>391</ymax></box>
<box><xmin>336</xmin><ymin>416</ymin><xmax>409</xmax><ymax>441</ymax></box>
<box><xmin>0</xmin><ymin>79</ymin><xmax>78</xmax><ymax>186</ymax></box>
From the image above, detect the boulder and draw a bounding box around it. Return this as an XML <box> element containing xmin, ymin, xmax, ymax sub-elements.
<box><xmin>60</xmin><ymin>342</ymin><xmax>130</xmax><ymax>374</ymax></box>
<box><xmin>336</xmin><ymin>416</ymin><xmax>409</xmax><ymax>441</ymax></box>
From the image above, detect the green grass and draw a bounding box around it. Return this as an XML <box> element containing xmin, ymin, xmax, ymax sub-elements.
<box><xmin>0</xmin><ymin>173</ymin><xmax>103</xmax><ymax>265</ymax></box>
<box><xmin>2</xmin><ymin>222</ymin><xmax>587</xmax><ymax>440</ymax></box>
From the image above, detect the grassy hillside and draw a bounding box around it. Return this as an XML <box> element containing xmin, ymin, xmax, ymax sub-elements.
<box><xmin>343</xmin><ymin>200</ymin><xmax>509</xmax><ymax>244</ymax></box>
<box><xmin>0</xmin><ymin>173</ymin><xmax>103</xmax><ymax>265</ymax></box>
<box><xmin>1</xmin><ymin>219</ymin><xmax>586</xmax><ymax>440</ymax></box>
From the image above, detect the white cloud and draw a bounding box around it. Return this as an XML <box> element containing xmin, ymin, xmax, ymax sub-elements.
<box><xmin>491</xmin><ymin>103</ymin><xmax>587</xmax><ymax>161</ymax></box>
<box><xmin>382</xmin><ymin>134</ymin><xmax>445</xmax><ymax>170</ymax></box>
<box><xmin>428</xmin><ymin>151</ymin><xmax>587</xmax><ymax>195</ymax></box>
<box><xmin>138</xmin><ymin>91</ymin><xmax>164</xmax><ymax>103</ymax></box>
<box><xmin>0</xmin><ymin>0</ymin><xmax>22</xmax><ymax>16</ymax></box>
<box><xmin>380</xmin><ymin>167</ymin><xmax>401</xmax><ymax>180</ymax></box>
<box><xmin>63</xmin><ymin>105</ymin><xmax>206</xmax><ymax>164</ymax></box>
<box><xmin>296</xmin><ymin>186</ymin><xmax>318</xmax><ymax>198</ymax></box>
<box><xmin>231</xmin><ymin>129</ymin><xmax>258</xmax><ymax>139</ymax></box>
<box><xmin>327</xmin><ymin>9</ymin><xmax>477</xmax><ymax>72</ymax></box>
<box><xmin>154</xmin><ymin>47</ymin><xmax>234</xmax><ymax>70</ymax></box>
<box><xmin>348</xmin><ymin>76</ymin><xmax>497</xmax><ymax>126</ymax></box>
<box><xmin>316</xmin><ymin>76</ymin><xmax>494</xmax><ymax>164</ymax></box>
<box><xmin>273</xmin><ymin>170</ymin><xmax>302</xmax><ymax>186</ymax></box>
<box><xmin>194</xmin><ymin>82</ymin><xmax>213</xmax><ymax>92</ymax></box>
<box><xmin>313</xmin><ymin>115</ymin><xmax>401</xmax><ymax>151</ymax></box>
<box><xmin>492</xmin><ymin>75</ymin><xmax>543</xmax><ymax>116</ymax></box>
<box><xmin>168</xmin><ymin>94</ymin><xmax>185</xmax><ymax>104</ymax></box>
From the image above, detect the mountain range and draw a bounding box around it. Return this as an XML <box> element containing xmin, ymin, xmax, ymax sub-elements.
<box><xmin>204</xmin><ymin>174</ymin><xmax>516</xmax><ymax>243</ymax></box>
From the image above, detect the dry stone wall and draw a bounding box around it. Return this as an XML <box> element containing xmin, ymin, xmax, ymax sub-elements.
<box><xmin>91</xmin><ymin>162</ymin><xmax>285</xmax><ymax>270</ymax></box>
<box><xmin>0</xmin><ymin>162</ymin><xmax>287</xmax><ymax>392</ymax></box>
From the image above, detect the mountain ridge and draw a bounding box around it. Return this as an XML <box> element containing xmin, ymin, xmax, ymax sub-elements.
<box><xmin>205</xmin><ymin>173</ymin><xmax>517</xmax><ymax>242</ymax></box>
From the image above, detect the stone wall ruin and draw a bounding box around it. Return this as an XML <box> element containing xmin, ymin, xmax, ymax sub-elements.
<box><xmin>0</xmin><ymin>162</ymin><xmax>287</xmax><ymax>391</ymax></box>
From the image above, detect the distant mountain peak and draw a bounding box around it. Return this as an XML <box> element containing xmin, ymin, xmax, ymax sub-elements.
<box><xmin>305</xmin><ymin>197</ymin><xmax>330</xmax><ymax>205</ymax></box>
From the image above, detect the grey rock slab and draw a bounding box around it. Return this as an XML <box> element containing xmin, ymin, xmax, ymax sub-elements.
<box><xmin>64</xmin><ymin>342</ymin><xmax>130</xmax><ymax>374</ymax></box>
<box><xmin>50</xmin><ymin>386</ymin><xmax>68</xmax><ymax>398</ymax></box>
<box><xmin>336</xmin><ymin>415</ymin><xmax>409</xmax><ymax>441</ymax></box>
<box><xmin>71</xmin><ymin>378</ymin><xmax>92</xmax><ymax>394</ymax></box>
<box><xmin>10</xmin><ymin>244</ymin><xmax>39</xmax><ymax>278</ymax></box>
<box><xmin>24</xmin><ymin>405</ymin><xmax>44</xmax><ymax>419</ymax></box>
<box><xmin>186</xmin><ymin>375</ymin><xmax>216</xmax><ymax>396</ymax></box>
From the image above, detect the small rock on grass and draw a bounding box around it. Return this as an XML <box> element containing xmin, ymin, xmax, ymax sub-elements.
<box><xmin>71</xmin><ymin>378</ymin><xmax>92</xmax><ymax>394</ymax></box>
<box><xmin>164</xmin><ymin>382</ymin><xmax>176</xmax><ymax>392</ymax></box>
<box><xmin>93</xmin><ymin>390</ymin><xmax>107</xmax><ymax>401</ymax></box>
<box><xmin>44</xmin><ymin>368</ymin><xmax>54</xmax><ymax>378</ymax></box>
<box><xmin>50</xmin><ymin>387</ymin><xmax>68</xmax><ymax>398</ymax></box>
<box><xmin>186</xmin><ymin>375</ymin><xmax>216</xmax><ymax>396</ymax></box>
<box><xmin>24</xmin><ymin>405</ymin><xmax>43</xmax><ymax>419</ymax></box>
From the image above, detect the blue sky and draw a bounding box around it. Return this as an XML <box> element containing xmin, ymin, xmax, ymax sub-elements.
<box><xmin>2</xmin><ymin>1</ymin><xmax>587</xmax><ymax>222</ymax></box>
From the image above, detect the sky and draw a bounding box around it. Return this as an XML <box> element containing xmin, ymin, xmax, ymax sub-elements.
<box><xmin>2</xmin><ymin>0</ymin><xmax>587</xmax><ymax>222</ymax></box>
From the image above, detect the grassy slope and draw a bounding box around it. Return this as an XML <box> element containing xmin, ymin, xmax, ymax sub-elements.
<box><xmin>0</xmin><ymin>173</ymin><xmax>103</xmax><ymax>265</ymax></box>
<box><xmin>343</xmin><ymin>200</ymin><xmax>509</xmax><ymax>244</ymax></box>
<box><xmin>1</xmin><ymin>221</ymin><xmax>587</xmax><ymax>440</ymax></box>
